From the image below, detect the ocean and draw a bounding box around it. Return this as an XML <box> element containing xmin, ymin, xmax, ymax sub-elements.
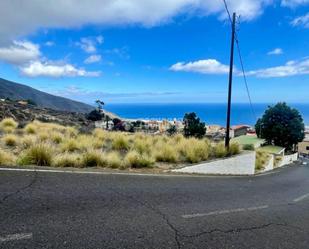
<box><xmin>104</xmin><ymin>103</ymin><xmax>309</xmax><ymax>126</ymax></box>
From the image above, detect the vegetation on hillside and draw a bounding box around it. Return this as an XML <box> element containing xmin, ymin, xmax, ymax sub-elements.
<box><xmin>0</xmin><ymin>119</ymin><xmax>240</xmax><ymax>169</ymax></box>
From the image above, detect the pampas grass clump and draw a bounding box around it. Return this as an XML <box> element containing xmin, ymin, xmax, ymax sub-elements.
<box><xmin>17</xmin><ymin>143</ymin><xmax>54</xmax><ymax>166</ymax></box>
<box><xmin>82</xmin><ymin>150</ymin><xmax>107</xmax><ymax>167</ymax></box>
<box><xmin>124</xmin><ymin>150</ymin><xmax>154</xmax><ymax>168</ymax></box>
<box><xmin>53</xmin><ymin>153</ymin><xmax>81</xmax><ymax>168</ymax></box>
<box><xmin>0</xmin><ymin>149</ymin><xmax>15</xmax><ymax>165</ymax></box>
<box><xmin>154</xmin><ymin>142</ymin><xmax>178</xmax><ymax>163</ymax></box>
<box><xmin>0</xmin><ymin>118</ymin><xmax>18</xmax><ymax>133</ymax></box>
<box><xmin>106</xmin><ymin>151</ymin><xmax>122</xmax><ymax>168</ymax></box>
<box><xmin>2</xmin><ymin>134</ymin><xmax>18</xmax><ymax>147</ymax></box>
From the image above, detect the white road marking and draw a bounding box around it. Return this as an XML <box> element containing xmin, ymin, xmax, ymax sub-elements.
<box><xmin>182</xmin><ymin>205</ymin><xmax>269</xmax><ymax>219</ymax></box>
<box><xmin>293</xmin><ymin>193</ymin><xmax>309</xmax><ymax>203</ymax></box>
<box><xmin>0</xmin><ymin>233</ymin><xmax>32</xmax><ymax>243</ymax></box>
<box><xmin>0</xmin><ymin>167</ymin><xmax>240</xmax><ymax>178</ymax></box>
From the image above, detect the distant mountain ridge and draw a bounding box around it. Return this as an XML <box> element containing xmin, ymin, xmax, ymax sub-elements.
<box><xmin>0</xmin><ymin>78</ymin><xmax>93</xmax><ymax>113</ymax></box>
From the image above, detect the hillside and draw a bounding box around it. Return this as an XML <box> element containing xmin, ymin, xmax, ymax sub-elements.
<box><xmin>0</xmin><ymin>78</ymin><xmax>93</xmax><ymax>113</ymax></box>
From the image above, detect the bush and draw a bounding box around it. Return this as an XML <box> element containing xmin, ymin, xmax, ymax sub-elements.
<box><xmin>24</xmin><ymin>123</ymin><xmax>36</xmax><ymax>134</ymax></box>
<box><xmin>17</xmin><ymin>143</ymin><xmax>53</xmax><ymax>166</ymax></box>
<box><xmin>111</xmin><ymin>134</ymin><xmax>130</xmax><ymax>151</ymax></box>
<box><xmin>61</xmin><ymin>138</ymin><xmax>79</xmax><ymax>152</ymax></box>
<box><xmin>106</xmin><ymin>152</ymin><xmax>122</xmax><ymax>168</ymax></box>
<box><xmin>87</xmin><ymin>109</ymin><xmax>103</xmax><ymax>121</ymax></box>
<box><xmin>243</xmin><ymin>144</ymin><xmax>255</xmax><ymax>151</ymax></box>
<box><xmin>228</xmin><ymin>142</ymin><xmax>240</xmax><ymax>156</ymax></box>
<box><xmin>255</xmin><ymin>150</ymin><xmax>270</xmax><ymax>171</ymax></box>
<box><xmin>133</xmin><ymin>138</ymin><xmax>152</xmax><ymax>155</ymax></box>
<box><xmin>21</xmin><ymin>135</ymin><xmax>37</xmax><ymax>149</ymax></box>
<box><xmin>124</xmin><ymin>150</ymin><xmax>154</xmax><ymax>168</ymax></box>
<box><xmin>51</xmin><ymin>132</ymin><xmax>63</xmax><ymax>144</ymax></box>
<box><xmin>53</xmin><ymin>153</ymin><xmax>81</xmax><ymax>168</ymax></box>
<box><xmin>82</xmin><ymin>150</ymin><xmax>107</xmax><ymax>167</ymax></box>
<box><xmin>0</xmin><ymin>149</ymin><xmax>15</xmax><ymax>165</ymax></box>
<box><xmin>2</xmin><ymin>134</ymin><xmax>18</xmax><ymax>146</ymax></box>
<box><xmin>155</xmin><ymin>142</ymin><xmax>178</xmax><ymax>163</ymax></box>
<box><xmin>179</xmin><ymin>138</ymin><xmax>210</xmax><ymax>163</ymax></box>
<box><xmin>214</xmin><ymin>143</ymin><xmax>227</xmax><ymax>158</ymax></box>
<box><xmin>0</xmin><ymin>118</ymin><xmax>18</xmax><ymax>133</ymax></box>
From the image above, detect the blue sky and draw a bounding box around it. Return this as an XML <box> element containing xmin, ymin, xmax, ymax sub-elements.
<box><xmin>0</xmin><ymin>0</ymin><xmax>309</xmax><ymax>104</ymax></box>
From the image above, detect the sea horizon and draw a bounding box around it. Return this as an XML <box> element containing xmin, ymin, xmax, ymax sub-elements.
<box><xmin>103</xmin><ymin>102</ymin><xmax>309</xmax><ymax>126</ymax></box>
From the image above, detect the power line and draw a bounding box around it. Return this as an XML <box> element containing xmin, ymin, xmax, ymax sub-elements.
<box><xmin>222</xmin><ymin>0</ymin><xmax>257</xmax><ymax>121</ymax></box>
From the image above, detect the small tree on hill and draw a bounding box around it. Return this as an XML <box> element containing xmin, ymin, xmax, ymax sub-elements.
<box><xmin>183</xmin><ymin>112</ymin><xmax>206</xmax><ymax>138</ymax></box>
<box><xmin>255</xmin><ymin>102</ymin><xmax>305</xmax><ymax>150</ymax></box>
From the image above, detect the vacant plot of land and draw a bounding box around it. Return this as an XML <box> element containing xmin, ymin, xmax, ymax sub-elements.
<box><xmin>0</xmin><ymin>118</ymin><xmax>240</xmax><ymax>170</ymax></box>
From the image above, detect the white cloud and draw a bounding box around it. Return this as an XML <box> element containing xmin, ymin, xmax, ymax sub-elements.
<box><xmin>0</xmin><ymin>40</ymin><xmax>40</xmax><ymax>65</ymax></box>
<box><xmin>77</xmin><ymin>38</ymin><xmax>96</xmax><ymax>53</ymax></box>
<box><xmin>76</xmin><ymin>36</ymin><xmax>104</xmax><ymax>53</ymax></box>
<box><xmin>84</xmin><ymin>54</ymin><xmax>102</xmax><ymax>64</ymax></box>
<box><xmin>170</xmin><ymin>59</ymin><xmax>231</xmax><ymax>74</ymax></box>
<box><xmin>96</xmin><ymin>36</ymin><xmax>104</xmax><ymax>44</ymax></box>
<box><xmin>267</xmin><ymin>48</ymin><xmax>283</xmax><ymax>55</ymax></box>
<box><xmin>0</xmin><ymin>0</ymin><xmax>272</xmax><ymax>43</ymax></box>
<box><xmin>247</xmin><ymin>58</ymin><xmax>309</xmax><ymax>77</ymax></box>
<box><xmin>45</xmin><ymin>41</ymin><xmax>55</xmax><ymax>46</ymax></box>
<box><xmin>281</xmin><ymin>0</ymin><xmax>309</xmax><ymax>7</ymax></box>
<box><xmin>20</xmin><ymin>61</ymin><xmax>101</xmax><ymax>78</ymax></box>
<box><xmin>291</xmin><ymin>12</ymin><xmax>309</xmax><ymax>28</ymax></box>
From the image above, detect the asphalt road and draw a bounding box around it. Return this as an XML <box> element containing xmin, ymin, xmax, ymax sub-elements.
<box><xmin>0</xmin><ymin>162</ymin><xmax>309</xmax><ymax>249</ymax></box>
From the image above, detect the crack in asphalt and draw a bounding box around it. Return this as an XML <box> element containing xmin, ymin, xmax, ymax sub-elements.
<box><xmin>108</xmin><ymin>185</ymin><xmax>303</xmax><ymax>249</ymax></box>
<box><xmin>107</xmin><ymin>186</ymin><xmax>182</xmax><ymax>249</ymax></box>
<box><xmin>183</xmin><ymin>222</ymin><xmax>302</xmax><ymax>239</ymax></box>
<box><xmin>0</xmin><ymin>170</ymin><xmax>38</xmax><ymax>204</ymax></box>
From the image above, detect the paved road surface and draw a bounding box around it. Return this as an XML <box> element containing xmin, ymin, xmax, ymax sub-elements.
<box><xmin>0</xmin><ymin>162</ymin><xmax>309</xmax><ymax>248</ymax></box>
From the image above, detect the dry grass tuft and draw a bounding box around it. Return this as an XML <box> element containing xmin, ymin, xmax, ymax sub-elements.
<box><xmin>82</xmin><ymin>150</ymin><xmax>107</xmax><ymax>167</ymax></box>
<box><xmin>0</xmin><ymin>118</ymin><xmax>18</xmax><ymax>133</ymax></box>
<box><xmin>2</xmin><ymin>134</ymin><xmax>18</xmax><ymax>147</ymax></box>
<box><xmin>53</xmin><ymin>153</ymin><xmax>81</xmax><ymax>168</ymax></box>
<box><xmin>0</xmin><ymin>149</ymin><xmax>15</xmax><ymax>165</ymax></box>
<box><xmin>214</xmin><ymin>142</ymin><xmax>228</xmax><ymax>158</ymax></box>
<box><xmin>155</xmin><ymin>142</ymin><xmax>178</xmax><ymax>163</ymax></box>
<box><xmin>106</xmin><ymin>151</ymin><xmax>122</xmax><ymax>168</ymax></box>
<box><xmin>17</xmin><ymin>143</ymin><xmax>54</xmax><ymax>166</ymax></box>
<box><xmin>124</xmin><ymin>150</ymin><xmax>154</xmax><ymax>168</ymax></box>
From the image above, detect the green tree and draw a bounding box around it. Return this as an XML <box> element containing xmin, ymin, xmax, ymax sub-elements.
<box><xmin>167</xmin><ymin>125</ymin><xmax>177</xmax><ymax>136</ymax></box>
<box><xmin>183</xmin><ymin>112</ymin><xmax>206</xmax><ymax>138</ymax></box>
<box><xmin>255</xmin><ymin>102</ymin><xmax>305</xmax><ymax>150</ymax></box>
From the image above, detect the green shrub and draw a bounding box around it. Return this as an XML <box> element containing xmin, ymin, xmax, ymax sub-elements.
<box><xmin>243</xmin><ymin>144</ymin><xmax>255</xmax><ymax>151</ymax></box>
<box><xmin>17</xmin><ymin>143</ymin><xmax>53</xmax><ymax>166</ymax></box>
<box><xmin>124</xmin><ymin>150</ymin><xmax>155</xmax><ymax>168</ymax></box>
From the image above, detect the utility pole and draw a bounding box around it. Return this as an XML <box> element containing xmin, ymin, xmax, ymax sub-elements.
<box><xmin>225</xmin><ymin>12</ymin><xmax>236</xmax><ymax>148</ymax></box>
